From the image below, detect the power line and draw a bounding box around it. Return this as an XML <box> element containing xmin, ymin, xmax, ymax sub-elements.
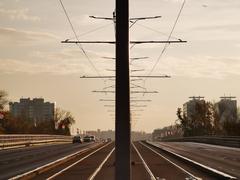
<box><xmin>134</xmin><ymin>23</ymin><xmax>180</xmax><ymax>40</ymax></box>
<box><xmin>59</xmin><ymin>0</ymin><xmax>101</xmax><ymax>76</ymax></box>
<box><xmin>68</xmin><ymin>22</ymin><xmax>114</xmax><ymax>40</ymax></box>
<box><xmin>146</xmin><ymin>0</ymin><xmax>186</xmax><ymax>78</ymax></box>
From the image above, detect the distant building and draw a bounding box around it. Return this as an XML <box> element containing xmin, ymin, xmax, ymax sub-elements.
<box><xmin>183</xmin><ymin>96</ymin><xmax>205</xmax><ymax>120</ymax></box>
<box><xmin>131</xmin><ymin>131</ymin><xmax>151</xmax><ymax>141</ymax></box>
<box><xmin>81</xmin><ymin>129</ymin><xmax>150</xmax><ymax>141</ymax></box>
<box><xmin>9</xmin><ymin>98</ymin><xmax>55</xmax><ymax>123</ymax></box>
<box><xmin>152</xmin><ymin>125</ymin><xmax>182</xmax><ymax>141</ymax></box>
<box><xmin>214</xmin><ymin>96</ymin><xmax>237</xmax><ymax>123</ymax></box>
<box><xmin>84</xmin><ymin>129</ymin><xmax>115</xmax><ymax>140</ymax></box>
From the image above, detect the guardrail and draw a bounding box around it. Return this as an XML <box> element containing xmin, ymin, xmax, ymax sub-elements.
<box><xmin>0</xmin><ymin>134</ymin><xmax>72</xmax><ymax>150</ymax></box>
<box><xmin>159</xmin><ymin>136</ymin><xmax>240</xmax><ymax>148</ymax></box>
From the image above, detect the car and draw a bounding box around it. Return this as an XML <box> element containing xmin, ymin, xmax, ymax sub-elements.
<box><xmin>72</xmin><ymin>135</ymin><xmax>82</xmax><ymax>143</ymax></box>
<box><xmin>90</xmin><ymin>135</ymin><xmax>96</xmax><ymax>142</ymax></box>
<box><xmin>83</xmin><ymin>135</ymin><xmax>92</xmax><ymax>142</ymax></box>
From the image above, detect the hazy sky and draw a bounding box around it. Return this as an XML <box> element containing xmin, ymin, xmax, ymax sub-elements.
<box><xmin>1</xmin><ymin>0</ymin><xmax>240</xmax><ymax>133</ymax></box>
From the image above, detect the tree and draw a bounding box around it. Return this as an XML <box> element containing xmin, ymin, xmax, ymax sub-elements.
<box><xmin>176</xmin><ymin>108</ymin><xmax>191</xmax><ymax>136</ymax></box>
<box><xmin>0</xmin><ymin>90</ymin><xmax>8</xmax><ymax>110</ymax></box>
<box><xmin>54</xmin><ymin>108</ymin><xmax>75</xmax><ymax>135</ymax></box>
<box><xmin>212</xmin><ymin>104</ymin><xmax>222</xmax><ymax>135</ymax></box>
<box><xmin>35</xmin><ymin>120</ymin><xmax>56</xmax><ymax>134</ymax></box>
<box><xmin>176</xmin><ymin>101</ymin><xmax>214</xmax><ymax>137</ymax></box>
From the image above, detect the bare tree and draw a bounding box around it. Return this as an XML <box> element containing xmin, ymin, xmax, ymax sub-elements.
<box><xmin>54</xmin><ymin>108</ymin><xmax>75</xmax><ymax>135</ymax></box>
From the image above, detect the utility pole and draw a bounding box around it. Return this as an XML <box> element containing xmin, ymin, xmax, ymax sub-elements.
<box><xmin>115</xmin><ymin>0</ymin><xmax>130</xmax><ymax>179</ymax></box>
<box><xmin>61</xmin><ymin>1</ymin><xmax>186</xmax><ymax>178</ymax></box>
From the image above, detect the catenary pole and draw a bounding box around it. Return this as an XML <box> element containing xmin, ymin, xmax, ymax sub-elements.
<box><xmin>115</xmin><ymin>0</ymin><xmax>131</xmax><ymax>179</ymax></box>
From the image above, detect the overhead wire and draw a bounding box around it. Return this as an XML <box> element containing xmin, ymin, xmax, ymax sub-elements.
<box><xmin>135</xmin><ymin>23</ymin><xmax>180</xmax><ymax>40</ymax></box>
<box><xmin>59</xmin><ymin>0</ymin><xmax>101</xmax><ymax>76</ymax></box>
<box><xmin>130</xmin><ymin>0</ymin><xmax>186</xmax><ymax>120</ymax></box>
<box><xmin>67</xmin><ymin>22</ymin><xmax>114</xmax><ymax>40</ymax></box>
<box><xmin>145</xmin><ymin>0</ymin><xmax>186</xmax><ymax>78</ymax></box>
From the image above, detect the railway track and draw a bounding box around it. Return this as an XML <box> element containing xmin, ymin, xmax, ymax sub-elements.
<box><xmin>133</xmin><ymin>142</ymin><xmax>203</xmax><ymax>180</ymax></box>
<box><xmin>8</xmin><ymin>141</ymin><xmax>238</xmax><ymax>180</ymax></box>
<box><xmin>134</xmin><ymin>141</ymin><xmax>237</xmax><ymax>180</ymax></box>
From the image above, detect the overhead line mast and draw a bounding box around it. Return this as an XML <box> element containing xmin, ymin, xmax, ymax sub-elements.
<box><xmin>115</xmin><ymin>1</ymin><xmax>130</xmax><ymax>179</ymax></box>
<box><xmin>61</xmin><ymin>0</ymin><xmax>187</xmax><ymax>178</ymax></box>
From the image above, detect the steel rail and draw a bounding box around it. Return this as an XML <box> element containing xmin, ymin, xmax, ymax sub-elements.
<box><xmin>10</xmin><ymin>143</ymin><xmax>106</xmax><ymax>180</ymax></box>
<box><xmin>46</xmin><ymin>142</ymin><xmax>112</xmax><ymax>180</ymax></box>
<box><xmin>142</xmin><ymin>141</ymin><xmax>237</xmax><ymax>179</ymax></box>
<box><xmin>139</xmin><ymin>141</ymin><xmax>200</xmax><ymax>179</ymax></box>
<box><xmin>132</xmin><ymin>142</ymin><xmax>156</xmax><ymax>180</ymax></box>
<box><xmin>88</xmin><ymin>147</ymin><xmax>115</xmax><ymax>180</ymax></box>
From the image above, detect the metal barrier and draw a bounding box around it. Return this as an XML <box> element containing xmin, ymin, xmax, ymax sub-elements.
<box><xmin>159</xmin><ymin>136</ymin><xmax>240</xmax><ymax>148</ymax></box>
<box><xmin>0</xmin><ymin>134</ymin><xmax>72</xmax><ymax>149</ymax></box>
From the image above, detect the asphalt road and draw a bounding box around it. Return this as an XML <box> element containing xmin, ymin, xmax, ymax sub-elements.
<box><xmin>0</xmin><ymin>142</ymin><xmax>97</xmax><ymax>179</ymax></box>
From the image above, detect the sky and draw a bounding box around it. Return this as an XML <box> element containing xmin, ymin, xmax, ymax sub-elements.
<box><xmin>1</xmin><ymin>0</ymin><xmax>240</xmax><ymax>133</ymax></box>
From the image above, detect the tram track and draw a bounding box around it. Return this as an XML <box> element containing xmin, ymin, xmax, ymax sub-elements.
<box><xmin>9</xmin><ymin>141</ymin><xmax>238</xmax><ymax>180</ymax></box>
<box><xmin>32</xmin><ymin>142</ymin><xmax>114</xmax><ymax>180</ymax></box>
<box><xmin>134</xmin><ymin>141</ymin><xmax>237</xmax><ymax>180</ymax></box>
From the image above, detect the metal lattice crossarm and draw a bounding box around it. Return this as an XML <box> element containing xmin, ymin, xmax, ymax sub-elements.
<box><xmin>102</xmin><ymin>56</ymin><xmax>149</xmax><ymax>60</ymax></box>
<box><xmin>100</xmin><ymin>99</ymin><xmax>151</xmax><ymax>102</ymax></box>
<box><xmin>89</xmin><ymin>15</ymin><xmax>161</xmax><ymax>21</ymax></box>
<box><xmin>81</xmin><ymin>75</ymin><xmax>171</xmax><ymax>78</ymax></box>
<box><xmin>99</xmin><ymin>99</ymin><xmax>115</xmax><ymax>102</ymax></box>
<box><xmin>130</xmin><ymin>105</ymin><xmax>147</xmax><ymax>107</ymax></box>
<box><xmin>105</xmin><ymin>69</ymin><xmax>145</xmax><ymax>72</ymax></box>
<box><xmin>131</xmin><ymin>100</ymin><xmax>152</xmax><ymax>102</ymax></box>
<box><xmin>92</xmin><ymin>90</ymin><xmax>158</xmax><ymax>93</ymax></box>
<box><xmin>131</xmin><ymin>91</ymin><xmax>158</xmax><ymax>94</ymax></box>
<box><xmin>104</xmin><ymin>105</ymin><xmax>115</xmax><ymax>107</ymax></box>
<box><xmin>92</xmin><ymin>90</ymin><xmax>115</xmax><ymax>93</ymax></box>
<box><xmin>62</xmin><ymin>40</ymin><xmax>186</xmax><ymax>44</ymax></box>
<box><xmin>131</xmin><ymin>114</ymin><xmax>142</xmax><ymax>116</ymax></box>
<box><xmin>107</xmin><ymin>110</ymin><xmax>115</xmax><ymax>112</ymax></box>
<box><xmin>130</xmin><ymin>109</ymin><xmax>144</xmax><ymax>112</ymax></box>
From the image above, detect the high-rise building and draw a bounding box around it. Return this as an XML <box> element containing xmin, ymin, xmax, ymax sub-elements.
<box><xmin>9</xmin><ymin>98</ymin><xmax>55</xmax><ymax>123</ymax></box>
<box><xmin>183</xmin><ymin>96</ymin><xmax>205</xmax><ymax>120</ymax></box>
<box><xmin>214</xmin><ymin>96</ymin><xmax>237</xmax><ymax>123</ymax></box>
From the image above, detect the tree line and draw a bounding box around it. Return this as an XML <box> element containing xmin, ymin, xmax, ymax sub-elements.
<box><xmin>0</xmin><ymin>90</ymin><xmax>75</xmax><ymax>135</ymax></box>
<box><xmin>176</xmin><ymin>100</ymin><xmax>240</xmax><ymax>137</ymax></box>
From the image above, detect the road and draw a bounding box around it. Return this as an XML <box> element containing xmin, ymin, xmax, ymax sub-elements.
<box><xmin>2</xmin><ymin>141</ymin><xmax>239</xmax><ymax>179</ymax></box>
<box><xmin>0</xmin><ymin>142</ymin><xmax>99</xmax><ymax>179</ymax></box>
